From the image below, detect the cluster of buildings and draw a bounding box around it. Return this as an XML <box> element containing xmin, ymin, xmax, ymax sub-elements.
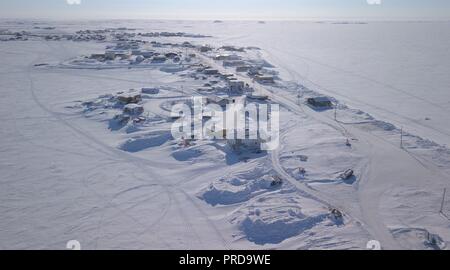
<box><xmin>139</xmin><ymin>32</ymin><xmax>211</xmax><ymax>38</ymax></box>
<box><xmin>0</xmin><ymin>31</ymin><xmax>29</xmax><ymax>41</ymax></box>
<box><xmin>212</xmin><ymin>54</ymin><xmax>276</xmax><ymax>84</ymax></box>
<box><xmin>195</xmin><ymin>41</ymin><xmax>274</xmax><ymax>85</ymax></box>
<box><xmin>180</xmin><ymin>95</ymin><xmax>268</xmax><ymax>152</ymax></box>
<box><xmin>194</xmin><ymin>64</ymin><xmax>250</xmax><ymax>96</ymax></box>
<box><xmin>86</xmin><ymin>39</ymin><xmax>190</xmax><ymax>64</ymax></box>
<box><xmin>220</xmin><ymin>45</ymin><xmax>246</xmax><ymax>52</ymax></box>
<box><xmin>33</xmin><ymin>26</ymin><xmax>56</xmax><ymax>30</ymax></box>
<box><xmin>40</xmin><ymin>29</ymin><xmax>112</xmax><ymax>42</ymax></box>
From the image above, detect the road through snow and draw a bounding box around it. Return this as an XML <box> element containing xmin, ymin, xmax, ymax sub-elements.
<box><xmin>197</xmin><ymin>47</ymin><xmax>450</xmax><ymax>249</ymax></box>
<box><xmin>1</xmin><ymin>41</ymin><xmax>237</xmax><ymax>249</ymax></box>
<box><xmin>2</xmin><ymin>21</ymin><xmax>450</xmax><ymax>249</ymax></box>
<box><xmin>262</xmin><ymin>48</ymin><xmax>450</xmax><ymax>250</ymax></box>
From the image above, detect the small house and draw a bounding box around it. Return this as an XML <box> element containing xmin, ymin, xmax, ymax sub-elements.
<box><xmin>141</xmin><ymin>88</ymin><xmax>159</xmax><ymax>95</ymax></box>
<box><xmin>90</xmin><ymin>53</ymin><xmax>105</xmax><ymax>60</ymax></box>
<box><xmin>182</xmin><ymin>41</ymin><xmax>194</xmax><ymax>48</ymax></box>
<box><xmin>117</xmin><ymin>93</ymin><xmax>142</xmax><ymax>104</ymax></box>
<box><xmin>255</xmin><ymin>75</ymin><xmax>275</xmax><ymax>84</ymax></box>
<box><xmin>151</xmin><ymin>56</ymin><xmax>167</xmax><ymax>63</ymax></box>
<box><xmin>131</xmin><ymin>50</ymin><xmax>142</xmax><ymax>56</ymax></box>
<box><xmin>223</xmin><ymin>60</ymin><xmax>246</xmax><ymax>67</ymax></box>
<box><xmin>307</xmin><ymin>97</ymin><xmax>333</xmax><ymax>108</ymax></box>
<box><xmin>105</xmin><ymin>50</ymin><xmax>131</xmax><ymax>60</ymax></box>
<box><xmin>199</xmin><ymin>45</ymin><xmax>212</xmax><ymax>52</ymax></box>
<box><xmin>221</xmin><ymin>73</ymin><xmax>235</xmax><ymax>79</ymax></box>
<box><xmin>247</xmin><ymin>93</ymin><xmax>269</xmax><ymax>101</ymax></box>
<box><xmin>134</xmin><ymin>55</ymin><xmax>145</xmax><ymax>64</ymax></box>
<box><xmin>204</xmin><ymin>69</ymin><xmax>219</xmax><ymax>75</ymax></box>
<box><xmin>229</xmin><ymin>81</ymin><xmax>245</xmax><ymax>95</ymax></box>
<box><xmin>141</xmin><ymin>51</ymin><xmax>155</xmax><ymax>58</ymax></box>
<box><xmin>248</xmin><ymin>67</ymin><xmax>262</xmax><ymax>76</ymax></box>
<box><xmin>221</xmin><ymin>46</ymin><xmax>245</xmax><ymax>52</ymax></box>
<box><xmin>206</xmin><ymin>96</ymin><xmax>230</xmax><ymax>108</ymax></box>
<box><xmin>228</xmin><ymin>138</ymin><xmax>262</xmax><ymax>151</ymax></box>
<box><xmin>236</xmin><ymin>65</ymin><xmax>252</xmax><ymax>72</ymax></box>
<box><xmin>105</xmin><ymin>51</ymin><xmax>116</xmax><ymax>60</ymax></box>
<box><xmin>214</xmin><ymin>54</ymin><xmax>241</xmax><ymax>61</ymax></box>
<box><xmin>123</xmin><ymin>104</ymin><xmax>144</xmax><ymax>115</ymax></box>
<box><xmin>165</xmin><ymin>52</ymin><xmax>178</xmax><ymax>59</ymax></box>
<box><xmin>227</xmin><ymin>127</ymin><xmax>265</xmax><ymax>152</ymax></box>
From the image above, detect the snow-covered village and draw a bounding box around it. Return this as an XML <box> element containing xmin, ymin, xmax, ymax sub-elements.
<box><xmin>1</xmin><ymin>0</ymin><xmax>450</xmax><ymax>253</ymax></box>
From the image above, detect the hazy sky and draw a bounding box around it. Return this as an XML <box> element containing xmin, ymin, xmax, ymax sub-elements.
<box><xmin>0</xmin><ymin>0</ymin><xmax>449</xmax><ymax>20</ymax></box>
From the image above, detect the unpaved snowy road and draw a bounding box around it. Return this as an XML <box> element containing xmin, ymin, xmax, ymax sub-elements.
<box><xmin>196</xmin><ymin>47</ymin><xmax>450</xmax><ymax>249</ymax></box>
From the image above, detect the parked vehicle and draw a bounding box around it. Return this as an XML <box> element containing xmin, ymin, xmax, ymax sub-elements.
<box><xmin>340</xmin><ymin>169</ymin><xmax>354</xmax><ymax>180</ymax></box>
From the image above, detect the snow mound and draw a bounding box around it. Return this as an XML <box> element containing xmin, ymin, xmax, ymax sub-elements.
<box><xmin>171</xmin><ymin>147</ymin><xmax>204</xmax><ymax>161</ymax></box>
<box><xmin>232</xmin><ymin>194</ymin><xmax>329</xmax><ymax>244</ymax></box>
<box><xmin>160</xmin><ymin>65</ymin><xmax>187</xmax><ymax>73</ymax></box>
<box><xmin>201</xmin><ymin>175</ymin><xmax>275</xmax><ymax>206</ymax></box>
<box><xmin>391</xmin><ymin>228</ymin><xmax>447</xmax><ymax>250</ymax></box>
<box><xmin>280</xmin><ymin>119</ymin><xmax>364</xmax><ymax>185</ymax></box>
<box><xmin>119</xmin><ymin>131</ymin><xmax>172</xmax><ymax>152</ymax></box>
<box><xmin>171</xmin><ymin>144</ymin><xmax>225</xmax><ymax>163</ymax></box>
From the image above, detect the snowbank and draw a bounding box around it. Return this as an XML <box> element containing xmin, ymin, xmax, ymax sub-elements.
<box><xmin>119</xmin><ymin>131</ymin><xmax>172</xmax><ymax>153</ymax></box>
<box><xmin>200</xmin><ymin>175</ymin><xmax>275</xmax><ymax>206</ymax></box>
<box><xmin>231</xmin><ymin>193</ymin><xmax>329</xmax><ymax>245</ymax></box>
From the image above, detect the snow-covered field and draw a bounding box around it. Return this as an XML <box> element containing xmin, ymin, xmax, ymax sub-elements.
<box><xmin>1</xmin><ymin>20</ymin><xmax>450</xmax><ymax>250</ymax></box>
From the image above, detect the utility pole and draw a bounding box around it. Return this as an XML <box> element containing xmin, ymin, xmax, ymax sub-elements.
<box><xmin>440</xmin><ymin>188</ymin><xmax>447</xmax><ymax>214</ymax></box>
<box><xmin>334</xmin><ymin>104</ymin><xmax>337</xmax><ymax>121</ymax></box>
<box><xmin>400</xmin><ymin>127</ymin><xmax>403</xmax><ymax>148</ymax></box>
<box><xmin>297</xmin><ymin>84</ymin><xmax>302</xmax><ymax>105</ymax></box>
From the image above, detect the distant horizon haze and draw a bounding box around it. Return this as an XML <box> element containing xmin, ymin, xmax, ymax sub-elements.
<box><xmin>0</xmin><ymin>0</ymin><xmax>449</xmax><ymax>20</ymax></box>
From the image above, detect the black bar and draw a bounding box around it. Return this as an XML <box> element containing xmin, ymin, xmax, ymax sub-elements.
<box><xmin>0</xmin><ymin>250</ymin><xmax>446</xmax><ymax>269</ymax></box>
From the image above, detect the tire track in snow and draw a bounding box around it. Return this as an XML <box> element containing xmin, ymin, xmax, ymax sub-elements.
<box><xmin>264</xmin><ymin>45</ymin><xmax>450</xmax><ymax>144</ymax></box>
<box><xmin>261</xmin><ymin>46</ymin><xmax>450</xmax><ymax>249</ymax></box>
<box><xmin>25</xmin><ymin>41</ymin><xmax>231</xmax><ymax>249</ymax></box>
<box><xmin>195</xmin><ymin>49</ymin><xmax>380</xmax><ymax>247</ymax></box>
<box><xmin>265</xmin><ymin>44</ymin><xmax>450</xmax><ymax>112</ymax></box>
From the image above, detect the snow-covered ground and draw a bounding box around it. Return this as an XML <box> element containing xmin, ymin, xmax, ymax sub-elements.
<box><xmin>1</xmin><ymin>20</ymin><xmax>450</xmax><ymax>250</ymax></box>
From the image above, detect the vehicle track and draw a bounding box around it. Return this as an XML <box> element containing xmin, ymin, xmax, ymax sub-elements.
<box><xmin>25</xmin><ymin>41</ymin><xmax>233</xmax><ymax>249</ymax></box>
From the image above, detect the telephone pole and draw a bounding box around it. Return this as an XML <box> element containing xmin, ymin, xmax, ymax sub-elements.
<box><xmin>400</xmin><ymin>127</ymin><xmax>403</xmax><ymax>148</ymax></box>
<box><xmin>334</xmin><ymin>104</ymin><xmax>337</xmax><ymax>121</ymax></box>
<box><xmin>440</xmin><ymin>188</ymin><xmax>447</xmax><ymax>214</ymax></box>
